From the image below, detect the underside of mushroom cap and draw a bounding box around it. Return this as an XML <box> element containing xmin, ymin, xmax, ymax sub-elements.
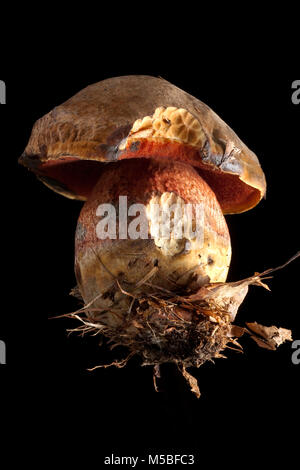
<box><xmin>19</xmin><ymin>75</ymin><xmax>266</xmax><ymax>214</ymax></box>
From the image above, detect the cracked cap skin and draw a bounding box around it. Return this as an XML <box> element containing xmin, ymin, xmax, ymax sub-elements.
<box><xmin>19</xmin><ymin>75</ymin><xmax>266</xmax><ymax>214</ymax></box>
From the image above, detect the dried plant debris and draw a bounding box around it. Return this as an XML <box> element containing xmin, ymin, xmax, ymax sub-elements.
<box><xmin>179</xmin><ymin>364</ymin><xmax>202</xmax><ymax>399</ymax></box>
<box><xmin>61</xmin><ymin>252</ymin><xmax>299</xmax><ymax>398</ymax></box>
<box><xmin>245</xmin><ymin>322</ymin><xmax>293</xmax><ymax>351</ymax></box>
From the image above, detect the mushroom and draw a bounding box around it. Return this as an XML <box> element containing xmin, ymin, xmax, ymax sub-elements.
<box><xmin>20</xmin><ymin>76</ymin><xmax>294</xmax><ymax>397</ymax></box>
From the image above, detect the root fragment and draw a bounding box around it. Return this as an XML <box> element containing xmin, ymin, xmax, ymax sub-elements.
<box><xmin>87</xmin><ymin>351</ymin><xmax>136</xmax><ymax>371</ymax></box>
<box><xmin>153</xmin><ymin>364</ymin><xmax>161</xmax><ymax>392</ymax></box>
<box><xmin>178</xmin><ymin>363</ymin><xmax>201</xmax><ymax>399</ymax></box>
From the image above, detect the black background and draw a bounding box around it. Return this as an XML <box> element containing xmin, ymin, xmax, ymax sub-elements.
<box><xmin>1</xmin><ymin>43</ymin><xmax>299</xmax><ymax>465</ymax></box>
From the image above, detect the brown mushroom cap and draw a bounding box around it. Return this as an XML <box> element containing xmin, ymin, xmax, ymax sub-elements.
<box><xmin>19</xmin><ymin>75</ymin><xmax>266</xmax><ymax>214</ymax></box>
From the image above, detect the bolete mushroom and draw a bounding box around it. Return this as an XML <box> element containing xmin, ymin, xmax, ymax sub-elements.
<box><xmin>20</xmin><ymin>75</ymin><xmax>294</xmax><ymax>397</ymax></box>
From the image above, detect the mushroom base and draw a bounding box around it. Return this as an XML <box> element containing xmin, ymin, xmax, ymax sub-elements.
<box><xmin>88</xmin><ymin>296</ymin><xmax>232</xmax><ymax>368</ymax></box>
<box><xmin>67</xmin><ymin>261</ymin><xmax>294</xmax><ymax>398</ymax></box>
<box><xmin>71</xmin><ymin>286</ymin><xmax>234</xmax><ymax>399</ymax></box>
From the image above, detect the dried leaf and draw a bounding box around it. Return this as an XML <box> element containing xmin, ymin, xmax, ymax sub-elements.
<box><xmin>246</xmin><ymin>322</ymin><xmax>293</xmax><ymax>350</ymax></box>
<box><xmin>230</xmin><ymin>325</ymin><xmax>246</xmax><ymax>338</ymax></box>
<box><xmin>189</xmin><ymin>281</ymin><xmax>250</xmax><ymax>321</ymax></box>
<box><xmin>188</xmin><ymin>251</ymin><xmax>300</xmax><ymax>322</ymax></box>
